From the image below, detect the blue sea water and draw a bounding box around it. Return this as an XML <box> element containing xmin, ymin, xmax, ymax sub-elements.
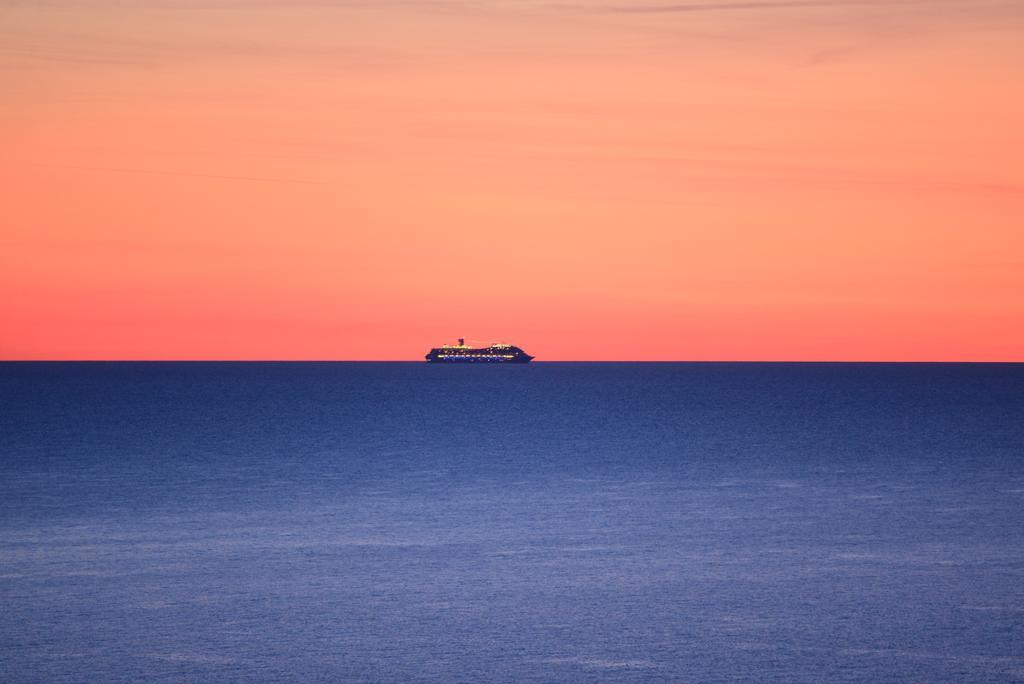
<box><xmin>2</xmin><ymin>362</ymin><xmax>1023</xmax><ymax>683</ymax></box>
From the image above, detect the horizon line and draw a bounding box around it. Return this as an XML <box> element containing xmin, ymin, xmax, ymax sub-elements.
<box><xmin>2</xmin><ymin>359</ymin><xmax>1023</xmax><ymax>364</ymax></box>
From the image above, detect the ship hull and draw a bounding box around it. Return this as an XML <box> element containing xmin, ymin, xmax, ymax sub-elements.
<box><xmin>426</xmin><ymin>355</ymin><xmax>533</xmax><ymax>363</ymax></box>
<box><xmin>425</xmin><ymin>343</ymin><xmax>534</xmax><ymax>363</ymax></box>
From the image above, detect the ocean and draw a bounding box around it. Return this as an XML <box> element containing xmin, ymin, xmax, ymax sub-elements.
<box><xmin>2</xmin><ymin>362</ymin><xmax>1023</xmax><ymax>682</ymax></box>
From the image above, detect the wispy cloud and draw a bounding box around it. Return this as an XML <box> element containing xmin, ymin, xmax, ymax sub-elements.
<box><xmin>0</xmin><ymin>25</ymin><xmax>409</xmax><ymax>70</ymax></box>
<box><xmin>29</xmin><ymin>163</ymin><xmax>326</xmax><ymax>185</ymax></box>
<box><xmin>0</xmin><ymin>0</ymin><xmax>465</xmax><ymax>7</ymax></box>
<box><xmin>592</xmin><ymin>0</ymin><xmax>1003</xmax><ymax>13</ymax></box>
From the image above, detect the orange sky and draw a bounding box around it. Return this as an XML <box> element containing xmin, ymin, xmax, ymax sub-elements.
<box><xmin>2</xmin><ymin>0</ymin><xmax>1022</xmax><ymax>360</ymax></box>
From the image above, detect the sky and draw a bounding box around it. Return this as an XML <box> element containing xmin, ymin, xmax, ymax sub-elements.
<box><xmin>1</xmin><ymin>0</ymin><xmax>1022</xmax><ymax>360</ymax></box>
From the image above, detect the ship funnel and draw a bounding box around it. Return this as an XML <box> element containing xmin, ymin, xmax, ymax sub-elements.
<box><xmin>458</xmin><ymin>338</ymin><xmax>465</xmax><ymax>346</ymax></box>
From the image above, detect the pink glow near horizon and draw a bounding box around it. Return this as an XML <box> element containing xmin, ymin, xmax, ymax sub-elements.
<box><xmin>2</xmin><ymin>1</ymin><xmax>1022</xmax><ymax>360</ymax></box>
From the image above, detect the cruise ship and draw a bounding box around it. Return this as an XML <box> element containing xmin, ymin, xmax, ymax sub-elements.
<box><xmin>425</xmin><ymin>338</ymin><xmax>534</xmax><ymax>363</ymax></box>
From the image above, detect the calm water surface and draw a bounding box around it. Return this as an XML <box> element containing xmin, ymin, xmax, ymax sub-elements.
<box><xmin>2</xmin><ymin>362</ymin><xmax>1023</xmax><ymax>682</ymax></box>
